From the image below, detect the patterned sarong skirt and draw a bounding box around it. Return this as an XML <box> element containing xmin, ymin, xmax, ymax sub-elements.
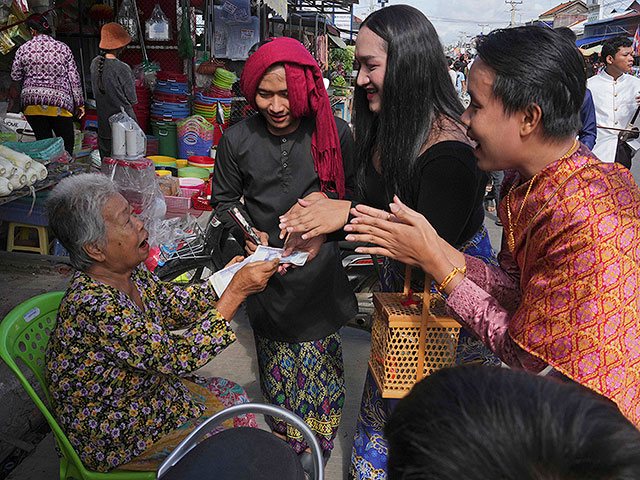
<box><xmin>254</xmin><ymin>331</ymin><xmax>345</xmax><ymax>453</ymax></box>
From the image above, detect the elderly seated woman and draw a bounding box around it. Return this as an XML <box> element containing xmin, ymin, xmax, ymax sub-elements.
<box><xmin>44</xmin><ymin>173</ymin><xmax>279</xmax><ymax>473</ymax></box>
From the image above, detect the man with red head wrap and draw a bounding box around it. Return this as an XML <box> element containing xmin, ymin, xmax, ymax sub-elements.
<box><xmin>211</xmin><ymin>37</ymin><xmax>357</xmax><ymax>467</ymax></box>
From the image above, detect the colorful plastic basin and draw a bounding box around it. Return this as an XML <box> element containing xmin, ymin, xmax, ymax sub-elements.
<box><xmin>148</xmin><ymin>155</ymin><xmax>177</xmax><ymax>166</ymax></box>
<box><xmin>188</xmin><ymin>156</ymin><xmax>215</xmax><ymax>173</ymax></box>
<box><xmin>178</xmin><ymin>166</ymin><xmax>210</xmax><ymax>179</ymax></box>
<box><xmin>156</xmin><ymin>169</ymin><xmax>172</xmax><ymax>176</ymax></box>
<box><xmin>188</xmin><ymin>155</ymin><xmax>215</xmax><ymax>165</ymax></box>
<box><xmin>176</xmin><ymin>159</ymin><xmax>188</xmax><ymax>168</ymax></box>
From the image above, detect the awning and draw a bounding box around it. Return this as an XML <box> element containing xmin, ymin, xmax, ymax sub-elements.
<box><xmin>576</xmin><ymin>33</ymin><xmax>624</xmax><ymax>47</ymax></box>
<box><xmin>329</xmin><ymin>33</ymin><xmax>347</xmax><ymax>49</ymax></box>
<box><xmin>264</xmin><ymin>0</ymin><xmax>288</xmax><ymax>20</ymax></box>
<box><xmin>581</xmin><ymin>44</ymin><xmax>602</xmax><ymax>56</ymax></box>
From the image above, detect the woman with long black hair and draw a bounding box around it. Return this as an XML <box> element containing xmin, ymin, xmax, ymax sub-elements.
<box><xmin>90</xmin><ymin>22</ymin><xmax>137</xmax><ymax>160</ymax></box>
<box><xmin>277</xmin><ymin>5</ymin><xmax>497</xmax><ymax>478</ymax></box>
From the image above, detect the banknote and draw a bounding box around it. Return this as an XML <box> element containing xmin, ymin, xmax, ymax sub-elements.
<box><xmin>209</xmin><ymin>246</ymin><xmax>310</xmax><ymax>296</ymax></box>
<box><xmin>254</xmin><ymin>245</ymin><xmax>310</xmax><ymax>266</ymax></box>
<box><xmin>209</xmin><ymin>255</ymin><xmax>255</xmax><ymax>296</ymax></box>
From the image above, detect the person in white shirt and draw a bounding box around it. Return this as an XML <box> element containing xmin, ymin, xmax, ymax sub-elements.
<box><xmin>587</xmin><ymin>35</ymin><xmax>640</xmax><ymax>166</ymax></box>
<box><xmin>447</xmin><ymin>57</ymin><xmax>457</xmax><ymax>87</ymax></box>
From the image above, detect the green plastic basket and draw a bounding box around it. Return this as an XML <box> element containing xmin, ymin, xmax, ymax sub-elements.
<box><xmin>2</xmin><ymin>138</ymin><xmax>65</xmax><ymax>161</ymax></box>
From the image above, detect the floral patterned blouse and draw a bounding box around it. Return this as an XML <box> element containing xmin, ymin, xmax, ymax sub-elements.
<box><xmin>45</xmin><ymin>265</ymin><xmax>235</xmax><ymax>472</ymax></box>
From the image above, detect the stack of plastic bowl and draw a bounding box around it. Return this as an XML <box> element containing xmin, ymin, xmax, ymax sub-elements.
<box><xmin>133</xmin><ymin>83</ymin><xmax>151</xmax><ymax>132</ymax></box>
<box><xmin>148</xmin><ymin>155</ymin><xmax>177</xmax><ymax>169</ymax></box>
<box><xmin>193</xmin><ymin>91</ymin><xmax>232</xmax><ymax>146</ymax></box>
<box><xmin>178</xmin><ymin>166</ymin><xmax>210</xmax><ymax>180</ymax></box>
<box><xmin>151</xmin><ymin>72</ymin><xmax>190</xmax><ymax>124</ymax></box>
<box><xmin>212</xmin><ymin>68</ymin><xmax>236</xmax><ymax>93</ymax></box>
<box><xmin>188</xmin><ymin>155</ymin><xmax>215</xmax><ymax>173</ymax></box>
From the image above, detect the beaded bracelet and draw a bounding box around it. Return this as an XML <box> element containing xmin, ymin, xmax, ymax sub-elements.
<box><xmin>435</xmin><ymin>264</ymin><xmax>467</xmax><ymax>294</ymax></box>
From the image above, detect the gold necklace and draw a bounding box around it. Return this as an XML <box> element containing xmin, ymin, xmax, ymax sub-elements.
<box><xmin>504</xmin><ymin>139</ymin><xmax>578</xmax><ymax>252</ymax></box>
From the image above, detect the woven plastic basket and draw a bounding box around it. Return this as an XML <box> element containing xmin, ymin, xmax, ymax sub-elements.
<box><xmin>178</xmin><ymin>133</ymin><xmax>213</xmax><ymax>159</ymax></box>
<box><xmin>368</xmin><ymin>265</ymin><xmax>460</xmax><ymax>398</ymax></box>
<box><xmin>2</xmin><ymin>138</ymin><xmax>65</xmax><ymax>162</ymax></box>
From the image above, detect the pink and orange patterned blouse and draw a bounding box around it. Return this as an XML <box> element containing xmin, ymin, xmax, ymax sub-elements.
<box><xmin>11</xmin><ymin>34</ymin><xmax>84</xmax><ymax>113</ymax></box>
<box><xmin>447</xmin><ymin>144</ymin><xmax>640</xmax><ymax>428</ymax></box>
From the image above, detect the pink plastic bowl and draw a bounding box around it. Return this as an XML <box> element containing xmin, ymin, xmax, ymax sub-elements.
<box><xmin>179</xmin><ymin>177</ymin><xmax>205</xmax><ymax>197</ymax></box>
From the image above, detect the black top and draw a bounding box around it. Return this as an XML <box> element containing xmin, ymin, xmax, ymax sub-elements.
<box><xmin>363</xmin><ymin>141</ymin><xmax>487</xmax><ymax>246</ymax></box>
<box><xmin>211</xmin><ymin>114</ymin><xmax>357</xmax><ymax>342</ymax></box>
<box><xmin>90</xmin><ymin>56</ymin><xmax>137</xmax><ymax>142</ymax></box>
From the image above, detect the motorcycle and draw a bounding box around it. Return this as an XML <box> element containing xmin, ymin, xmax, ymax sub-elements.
<box><xmin>154</xmin><ymin>212</ymin><xmax>381</xmax><ymax>331</ymax></box>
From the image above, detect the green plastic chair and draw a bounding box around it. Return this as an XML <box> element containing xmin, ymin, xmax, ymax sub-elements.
<box><xmin>0</xmin><ymin>292</ymin><xmax>156</xmax><ymax>480</ymax></box>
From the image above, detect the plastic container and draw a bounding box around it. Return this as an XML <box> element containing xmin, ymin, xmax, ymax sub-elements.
<box><xmin>179</xmin><ymin>177</ymin><xmax>205</xmax><ymax>196</ymax></box>
<box><xmin>148</xmin><ymin>155</ymin><xmax>177</xmax><ymax>167</ymax></box>
<box><xmin>156</xmin><ymin>169</ymin><xmax>172</xmax><ymax>176</ymax></box>
<box><xmin>151</xmin><ymin>120</ymin><xmax>178</xmax><ymax>158</ymax></box>
<box><xmin>188</xmin><ymin>155</ymin><xmax>215</xmax><ymax>166</ymax></box>
<box><xmin>188</xmin><ymin>155</ymin><xmax>215</xmax><ymax>173</ymax></box>
<box><xmin>176</xmin><ymin>159</ymin><xmax>188</xmax><ymax>168</ymax></box>
<box><xmin>178</xmin><ymin>166</ymin><xmax>210</xmax><ymax>179</ymax></box>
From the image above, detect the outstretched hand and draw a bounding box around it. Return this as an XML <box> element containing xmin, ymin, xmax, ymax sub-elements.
<box><xmin>277</xmin><ymin>232</ymin><xmax>327</xmax><ymax>275</ymax></box>
<box><xmin>279</xmin><ymin>192</ymin><xmax>351</xmax><ymax>240</ymax></box>
<box><xmin>231</xmin><ymin>258</ymin><xmax>280</xmax><ymax>296</ymax></box>
<box><xmin>344</xmin><ymin>196</ymin><xmax>453</xmax><ymax>280</ymax></box>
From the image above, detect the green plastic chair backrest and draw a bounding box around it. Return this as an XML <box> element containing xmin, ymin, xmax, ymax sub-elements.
<box><xmin>0</xmin><ymin>292</ymin><xmax>155</xmax><ymax>480</ymax></box>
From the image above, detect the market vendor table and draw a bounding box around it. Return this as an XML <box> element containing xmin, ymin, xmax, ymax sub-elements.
<box><xmin>0</xmin><ymin>164</ymin><xmax>87</xmax><ymax>207</ymax></box>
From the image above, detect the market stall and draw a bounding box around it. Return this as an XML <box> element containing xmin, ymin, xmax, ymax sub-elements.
<box><xmin>0</xmin><ymin>0</ymin><xmax>357</xmax><ymax>258</ymax></box>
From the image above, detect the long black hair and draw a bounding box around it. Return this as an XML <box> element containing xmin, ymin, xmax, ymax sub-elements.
<box><xmin>97</xmin><ymin>47</ymin><xmax>125</xmax><ymax>94</ymax></box>
<box><xmin>354</xmin><ymin>5</ymin><xmax>464</xmax><ymax>202</ymax></box>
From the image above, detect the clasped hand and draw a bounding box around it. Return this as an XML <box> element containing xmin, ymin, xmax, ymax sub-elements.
<box><xmin>278</xmin><ymin>192</ymin><xmax>351</xmax><ymax>240</ymax></box>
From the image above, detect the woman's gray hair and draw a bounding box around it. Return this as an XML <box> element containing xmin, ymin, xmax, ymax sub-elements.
<box><xmin>47</xmin><ymin>173</ymin><xmax>118</xmax><ymax>271</ymax></box>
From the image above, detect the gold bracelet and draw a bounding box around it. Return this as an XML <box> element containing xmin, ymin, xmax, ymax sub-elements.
<box><xmin>435</xmin><ymin>264</ymin><xmax>467</xmax><ymax>294</ymax></box>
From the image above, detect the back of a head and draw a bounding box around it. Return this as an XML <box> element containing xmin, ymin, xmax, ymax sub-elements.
<box><xmin>555</xmin><ymin>26</ymin><xmax>577</xmax><ymax>44</ymax></box>
<box><xmin>601</xmin><ymin>35</ymin><xmax>633</xmax><ymax>62</ymax></box>
<box><xmin>25</xmin><ymin>14</ymin><xmax>52</xmax><ymax>36</ymax></box>
<box><xmin>475</xmin><ymin>25</ymin><xmax>585</xmax><ymax>140</ymax></box>
<box><xmin>385</xmin><ymin>365</ymin><xmax>640</xmax><ymax>480</ymax></box>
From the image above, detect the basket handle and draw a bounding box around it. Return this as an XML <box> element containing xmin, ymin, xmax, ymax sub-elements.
<box><xmin>402</xmin><ymin>263</ymin><xmax>433</xmax><ymax>383</ymax></box>
<box><xmin>402</xmin><ymin>264</ymin><xmax>432</xmax><ymax>315</ymax></box>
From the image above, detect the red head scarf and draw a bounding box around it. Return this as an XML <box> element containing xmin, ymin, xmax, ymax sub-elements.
<box><xmin>240</xmin><ymin>37</ymin><xmax>345</xmax><ymax>198</ymax></box>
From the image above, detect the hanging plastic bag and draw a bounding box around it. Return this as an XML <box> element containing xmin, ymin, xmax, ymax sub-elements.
<box><xmin>178</xmin><ymin>6</ymin><xmax>193</xmax><ymax>59</ymax></box>
<box><xmin>146</xmin><ymin>4</ymin><xmax>171</xmax><ymax>41</ymax></box>
<box><xmin>116</xmin><ymin>0</ymin><xmax>138</xmax><ymax>42</ymax></box>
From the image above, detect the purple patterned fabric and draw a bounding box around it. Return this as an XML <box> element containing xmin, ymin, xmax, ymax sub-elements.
<box><xmin>11</xmin><ymin>35</ymin><xmax>84</xmax><ymax>113</ymax></box>
<box><xmin>45</xmin><ymin>265</ymin><xmax>236</xmax><ymax>471</ymax></box>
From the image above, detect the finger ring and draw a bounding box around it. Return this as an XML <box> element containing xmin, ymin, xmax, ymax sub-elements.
<box><xmin>387</xmin><ymin>213</ymin><xmax>391</xmax><ymax>221</ymax></box>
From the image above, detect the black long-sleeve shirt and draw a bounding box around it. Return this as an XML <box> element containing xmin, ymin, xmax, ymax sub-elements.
<box><xmin>363</xmin><ymin>141</ymin><xmax>487</xmax><ymax>247</ymax></box>
<box><xmin>211</xmin><ymin>114</ymin><xmax>357</xmax><ymax>342</ymax></box>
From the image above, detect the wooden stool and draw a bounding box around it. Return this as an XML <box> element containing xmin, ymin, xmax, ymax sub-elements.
<box><xmin>7</xmin><ymin>222</ymin><xmax>49</xmax><ymax>255</ymax></box>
